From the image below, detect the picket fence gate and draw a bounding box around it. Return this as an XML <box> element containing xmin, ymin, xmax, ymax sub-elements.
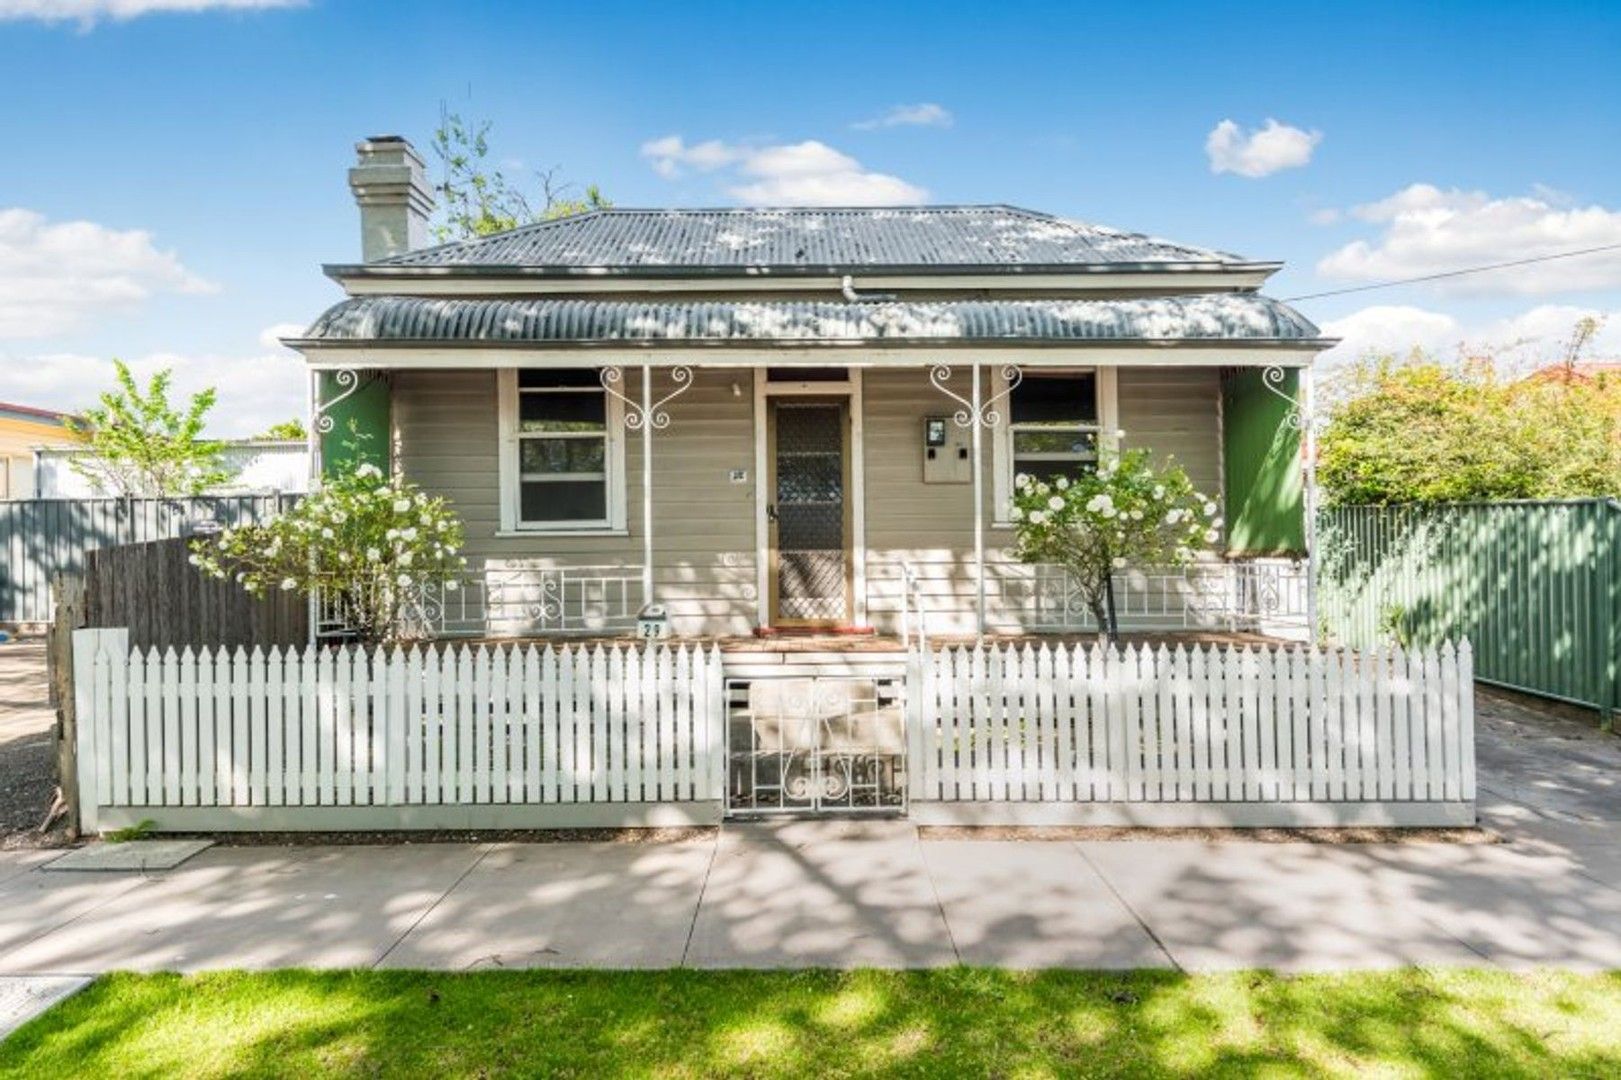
<box><xmin>72</xmin><ymin>629</ymin><xmax>726</xmax><ymax>831</ymax></box>
<box><xmin>907</xmin><ymin>641</ymin><xmax>1476</xmax><ymax>826</ymax></box>
<box><xmin>72</xmin><ymin>630</ymin><xmax>1477</xmax><ymax>831</ymax></box>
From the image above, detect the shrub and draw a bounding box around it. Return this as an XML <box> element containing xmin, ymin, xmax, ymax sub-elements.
<box><xmin>1007</xmin><ymin>445</ymin><xmax>1218</xmax><ymax>641</ymax></box>
<box><xmin>191</xmin><ymin>463</ymin><xmax>466</xmax><ymax>644</ymax></box>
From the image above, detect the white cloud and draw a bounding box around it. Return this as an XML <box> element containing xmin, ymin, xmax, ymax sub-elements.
<box><xmin>1317</xmin><ymin>302</ymin><xmax>1621</xmax><ymax>373</ymax></box>
<box><xmin>0</xmin><ymin>326</ymin><xmax>307</xmax><ymax>437</ymax></box>
<box><xmin>258</xmin><ymin>322</ymin><xmax>305</xmax><ymax>350</ymax></box>
<box><xmin>1317</xmin><ymin>184</ymin><xmax>1621</xmax><ymax>294</ymax></box>
<box><xmin>1205</xmin><ymin>118</ymin><xmax>1321</xmax><ymax>178</ymax></box>
<box><xmin>0</xmin><ymin>208</ymin><xmax>216</xmax><ymax>339</ymax></box>
<box><xmin>1318</xmin><ymin>305</ymin><xmax>1465</xmax><ymax>368</ymax></box>
<box><xmin>851</xmin><ymin>103</ymin><xmax>953</xmax><ymax>131</ymax></box>
<box><xmin>641</xmin><ymin>135</ymin><xmax>928</xmax><ymax>206</ymax></box>
<box><xmin>0</xmin><ymin>0</ymin><xmax>302</xmax><ymax>26</ymax></box>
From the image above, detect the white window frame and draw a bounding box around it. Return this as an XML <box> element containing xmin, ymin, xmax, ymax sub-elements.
<box><xmin>992</xmin><ymin>366</ymin><xmax>1117</xmax><ymax>526</ymax></box>
<box><xmin>497</xmin><ymin>369</ymin><xmax>627</xmax><ymax>534</ymax></box>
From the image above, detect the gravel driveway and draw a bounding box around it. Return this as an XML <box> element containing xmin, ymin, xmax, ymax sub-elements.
<box><xmin>0</xmin><ymin>643</ymin><xmax>61</xmax><ymax>849</ymax></box>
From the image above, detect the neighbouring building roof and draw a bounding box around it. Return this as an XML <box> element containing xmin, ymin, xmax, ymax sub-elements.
<box><xmin>0</xmin><ymin>401</ymin><xmax>72</xmax><ymax>426</ymax></box>
<box><xmin>1522</xmin><ymin>360</ymin><xmax>1621</xmax><ymax>384</ymax></box>
<box><xmin>296</xmin><ymin>294</ymin><xmax>1323</xmax><ymax>347</ymax></box>
<box><xmin>341</xmin><ymin>206</ymin><xmax>1261</xmax><ymax>274</ymax></box>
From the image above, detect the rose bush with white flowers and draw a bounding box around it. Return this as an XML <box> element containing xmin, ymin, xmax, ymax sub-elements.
<box><xmin>1008</xmin><ymin>444</ymin><xmax>1219</xmax><ymax>642</ymax></box>
<box><xmin>190</xmin><ymin>463</ymin><xmax>467</xmax><ymax>644</ymax></box>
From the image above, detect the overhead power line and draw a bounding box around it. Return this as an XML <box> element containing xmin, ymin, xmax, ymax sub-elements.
<box><xmin>1282</xmin><ymin>242</ymin><xmax>1621</xmax><ymax>302</ymax></box>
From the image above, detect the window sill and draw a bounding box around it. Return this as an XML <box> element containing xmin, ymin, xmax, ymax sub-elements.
<box><xmin>495</xmin><ymin>527</ymin><xmax>630</xmax><ymax>539</ymax></box>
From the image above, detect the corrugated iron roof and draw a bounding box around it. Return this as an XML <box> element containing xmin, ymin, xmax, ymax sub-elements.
<box><xmin>297</xmin><ymin>294</ymin><xmax>1322</xmax><ymax>346</ymax></box>
<box><xmin>363</xmin><ymin>206</ymin><xmax>1249</xmax><ymax>271</ymax></box>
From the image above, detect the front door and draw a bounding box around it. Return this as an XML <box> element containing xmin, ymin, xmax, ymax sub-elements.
<box><xmin>768</xmin><ymin>400</ymin><xmax>851</xmax><ymax>627</ymax></box>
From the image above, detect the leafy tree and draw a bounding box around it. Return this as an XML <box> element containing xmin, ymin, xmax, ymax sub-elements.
<box><xmin>431</xmin><ymin>110</ymin><xmax>610</xmax><ymax>241</ymax></box>
<box><xmin>191</xmin><ymin>461</ymin><xmax>467</xmax><ymax>645</ymax></box>
<box><xmin>1319</xmin><ymin>346</ymin><xmax>1621</xmax><ymax>504</ymax></box>
<box><xmin>1007</xmin><ymin>445</ymin><xmax>1219</xmax><ymax>643</ymax></box>
<box><xmin>257</xmin><ymin>419</ymin><xmax>307</xmax><ymax>441</ymax></box>
<box><xmin>66</xmin><ymin>360</ymin><xmax>230</xmax><ymax>497</ymax></box>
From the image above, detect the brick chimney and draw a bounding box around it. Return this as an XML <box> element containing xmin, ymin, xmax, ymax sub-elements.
<box><xmin>348</xmin><ymin>135</ymin><xmax>435</xmax><ymax>261</ymax></box>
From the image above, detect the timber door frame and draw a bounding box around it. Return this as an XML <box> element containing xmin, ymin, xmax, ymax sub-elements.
<box><xmin>753</xmin><ymin>369</ymin><xmax>866</xmax><ymax>629</ymax></box>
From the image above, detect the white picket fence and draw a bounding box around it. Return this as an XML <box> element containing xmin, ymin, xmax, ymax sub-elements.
<box><xmin>72</xmin><ymin>629</ymin><xmax>1477</xmax><ymax>831</ymax></box>
<box><xmin>907</xmin><ymin>641</ymin><xmax>1476</xmax><ymax>826</ymax></box>
<box><xmin>72</xmin><ymin>629</ymin><xmax>726</xmax><ymax>831</ymax></box>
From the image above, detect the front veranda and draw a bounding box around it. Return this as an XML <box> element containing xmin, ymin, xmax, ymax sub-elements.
<box><xmin>309</xmin><ymin>356</ymin><xmax>1316</xmax><ymax>646</ymax></box>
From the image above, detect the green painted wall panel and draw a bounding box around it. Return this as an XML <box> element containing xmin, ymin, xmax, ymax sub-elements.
<box><xmin>318</xmin><ymin>372</ymin><xmax>391</xmax><ymax>477</ymax></box>
<box><xmin>1317</xmin><ymin>501</ymin><xmax>1621</xmax><ymax>713</ymax></box>
<box><xmin>1221</xmin><ymin>368</ymin><xmax>1304</xmax><ymax>555</ymax></box>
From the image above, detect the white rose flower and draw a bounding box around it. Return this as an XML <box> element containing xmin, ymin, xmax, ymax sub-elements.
<box><xmin>1165</xmin><ymin>509</ymin><xmax>1181</xmax><ymax>525</ymax></box>
<box><xmin>1029</xmin><ymin>510</ymin><xmax>1047</xmax><ymax>525</ymax></box>
<box><xmin>444</xmin><ymin>579</ymin><xmax>460</xmax><ymax>592</ymax></box>
<box><xmin>1101</xmin><ymin>507</ymin><xmax>1116</xmax><ymax>519</ymax></box>
<box><xmin>1055</xmin><ymin>476</ymin><xmax>1069</xmax><ymax>490</ymax></box>
<box><xmin>397</xmin><ymin>573</ymin><xmax>413</xmax><ymax>586</ymax></box>
<box><xmin>1048</xmin><ymin>495</ymin><xmax>1065</xmax><ymax>511</ymax></box>
<box><xmin>1212</xmin><ymin>516</ymin><xmax>1224</xmax><ymax>528</ymax></box>
<box><xmin>1009</xmin><ymin>506</ymin><xmax>1024</xmax><ymax>522</ymax></box>
<box><xmin>365</xmin><ymin>547</ymin><xmax>381</xmax><ymax>562</ymax></box>
<box><xmin>1204</xmin><ymin>528</ymin><xmax>1219</xmax><ymax>543</ymax></box>
<box><xmin>1014</xmin><ymin>473</ymin><xmax>1032</xmax><ymax>490</ymax></box>
<box><xmin>1129</xmin><ymin>509</ymin><xmax>1143</xmax><ymax>521</ymax></box>
<box><xmin>321</xmin><ymin>527</ymin><xmax>334</xmax><ymax>539</ymax></box>
<box><xmin>393</xmin><ymin>498</ymin><xmax>412</xmax><ymax>513</ymax></box>
<box><xmin>1112</xmin><ymin>556</ymin><xmax>1127</xmax><ymax>569</ymax></box>
<box><xmin>1203</xmin><ymin>502</ymin><xmax>1217</xmax><ymax>517</ymax></box>
<box><xmin>280</xmin><ymin>577</ymin><xmax>297</xmax><ymax>591</ymax></box>
<box><xmin>331</xmin><ymin>510</ymin><xmax>347</xmax><ymax>524</ymax></box>
<box><xmin>399</xmin><ymin>551</ymin><xmax>414</xmax><ymax>566</ymax></box>
<box><xmin>339</xmin><ymin>551</ymin><xmax>352</xmax><ymax>564</ymax></box>
<box><xmin>400</xmin><ymin>526</ymin><xmax>418</xmax><ymax>541</ymax></box>
<box><xmin>188</xmin><ymin>554</ymin><xmax>201</xmax><ymax>566</ymax></box>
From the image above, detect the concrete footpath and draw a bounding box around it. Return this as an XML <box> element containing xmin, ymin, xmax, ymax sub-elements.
<box><xmin>2</xmin><ymin>686</ymin><xmax>1621</xmax><ymax>974</ymax></box>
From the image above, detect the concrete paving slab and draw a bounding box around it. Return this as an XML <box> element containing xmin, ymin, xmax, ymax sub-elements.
<box><xmin>1369</xmin><ymin>843</ymin><xmax>1621</xmax><ymax>971</ymax></box>
<box><xmin>0</xmin><ymin>975</ymin><xmax>92</xmax><ymax>1041</ymax></box>
<box><xmin>1080</xmin><ymin>840</ymin><xmax>1489</xmax><ymax>972</ymax></box>
<box><xmin>0</xmin><ymin>865</ymin><xmax>151</xmax><ymax>965</ymax></box>
<box><xmin>381</xmin><ymin>841</ymin><xmax>714</xmax><ymax>970</ymax></box>
<box><xmin>0</xmin><ymin>851</ymin><xmax>57</xmax><ymax>888</ymax></box>
<box><xmin>43</xmin><ymin>840</ymin><xmax>214</xmax><ymax>872</ymax></box>
<box><xmin>1</xmin><ymin>844</ymin><xmax>488</xmax><ymax>973</ymax></box>
<box><xmin>687</xmin><ymin>826</ymin><xmax>954</xmax><ymax>968</ymax></box>
<box><xmin>921</xmin><ymin>839</ymin><xmax>1170</xmax><ymax>969</ymax></box>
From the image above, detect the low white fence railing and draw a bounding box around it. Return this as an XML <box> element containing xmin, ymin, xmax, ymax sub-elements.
<box><xmin>1013</xmin><ymin>560</ymin><xmax>1310</xmax><ymax>634</ymax></box>
<box><xmin>907</xmin><ymin>640</ymin><xmax>1475</xmax><ymax>826</ymax></box>
<box><xmin>72</xmin><ymin>629</ymin><xmax>724</xmax><ymax>832</ymax></box>
<box><xmin>316</xmin><ymin>561</ymin><xmax>645</xmax><ymax>641</ymax></box>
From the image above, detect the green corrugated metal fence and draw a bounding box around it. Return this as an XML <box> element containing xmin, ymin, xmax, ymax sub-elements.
<box><xmin>0</xmin><ymin>495</ymin><xmax>299</xmax><ymax>624</ymax></box>
<box><xmin>1317</xmin><ymin>501</ymin><xmax>1621</xmax><ymax>713</ymax></box>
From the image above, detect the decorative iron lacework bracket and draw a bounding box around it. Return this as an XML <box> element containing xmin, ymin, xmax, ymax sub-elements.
<box><xmin>311</xmin><ymin>367</ymin><xmax>363</xmax><ymax>435</ymax></box>
<box><xmin>599</xmin><ymin>365</ymin><xmax>696</xmax><ymax>429</ymax></box>
<box><xmin>927</xmin><ymin>362</ymin><xmax>1023</xmax><ymax>428</ymax></box>
<box><xmin>1259</xmin><ymin>365</ymin><xmax>1322</xmax><ymax>432</ymax></box>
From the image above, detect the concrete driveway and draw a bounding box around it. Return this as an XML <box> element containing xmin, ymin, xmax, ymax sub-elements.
<box><xmin>2</xmin><ymin>683</ymin><xmax>1621</xmax><ymax>974</ymax></box>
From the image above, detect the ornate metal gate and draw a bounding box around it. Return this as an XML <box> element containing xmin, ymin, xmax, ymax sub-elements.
<box><xmin>724</xmin><ymin>677</ymin><xmax>907</xmax><ymax>815</ymax></box>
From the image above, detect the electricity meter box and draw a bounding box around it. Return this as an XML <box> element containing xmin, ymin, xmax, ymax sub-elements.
<box><xmin>922</xmin><ymin>416</ymin><xmax>972</xmax><ymax>484</ymax></box>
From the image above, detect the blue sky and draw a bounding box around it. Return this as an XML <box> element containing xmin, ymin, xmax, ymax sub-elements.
<box><xmin>2</xmin><ymin>0</ymin><xmax>1619</xmax><ymax>433</ymax></box>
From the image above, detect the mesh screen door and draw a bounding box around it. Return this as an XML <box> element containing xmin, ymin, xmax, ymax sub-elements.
<box><xmin>770</xmin><ymin>401</ymin><xmax>849</xmax><ymax>625</ymax></box>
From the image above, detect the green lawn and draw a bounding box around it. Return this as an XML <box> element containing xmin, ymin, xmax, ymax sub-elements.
<box><xmin>3</xmin><ymin>968</ymin><xmax>1620</xmax><ymax>1078</ymax></box>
